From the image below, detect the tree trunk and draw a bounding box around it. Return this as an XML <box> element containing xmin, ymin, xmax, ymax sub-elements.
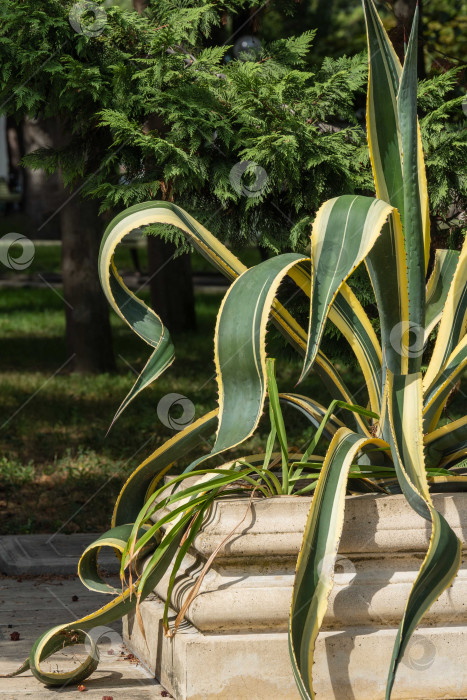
<box><xmin>389</xmin><ymin>0</ymin><xmax>426</xmax><ymax>78</ymax></box>
<box><xmin>147</xmin><ymin>236</ymin><xmax>197</xmax><ymax>334</ymax></box>
<box><xmin>61</xmin><ymin>192</ymin><xmax>115</xmax><ymax>373</ymax></box>
<box><xmin>132</xmin><ymin>0</ymin><xmax>196</xmax><ymax>333</ymax></box>
<box><xmin>21</xmin><ymin>117</ymin><xmax>63</xmax><ymax>238</ymax></box>
<box><xmin>132</xmin><ymin>0</ymin><xmax>147</xmax><ymax>13</ymax></box>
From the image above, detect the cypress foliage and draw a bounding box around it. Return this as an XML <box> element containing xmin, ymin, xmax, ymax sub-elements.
<box><xmin>1</xmin><ymin>0</ymin><xmax>465</xmax><ymax>364</ymax></box>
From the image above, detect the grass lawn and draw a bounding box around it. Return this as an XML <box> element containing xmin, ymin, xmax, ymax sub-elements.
<box><xmin>0</xmin><ymin>278</ymin><xmax>362</xmax><ymax>535</ymax></box>
<box><xmin>1</xmin><ymin>274</ymin><xmax>465</xmax><ymax>535</ymax></box>
<box><xmin>0</xmin><ymin>239</ymin><xmax>263</xmax><ymax>279</ymax></box>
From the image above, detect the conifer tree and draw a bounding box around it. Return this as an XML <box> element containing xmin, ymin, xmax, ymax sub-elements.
<box><xmin>1</xmin><ymin>0</ymin><xmax>464</xmax><ymax>368</ymax></box>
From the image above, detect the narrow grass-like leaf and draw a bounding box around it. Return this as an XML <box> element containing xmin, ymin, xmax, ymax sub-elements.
<box><xmin>266</xmin><ymin>358</ymin><xmax>289</xmax><ymax>491</ymax></box>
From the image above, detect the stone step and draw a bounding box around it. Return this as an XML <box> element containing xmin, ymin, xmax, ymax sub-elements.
<box><xmin>0</xmin><ymin>534</ymin><xmax>120</xmax><ymax>576</ymax></box>
<box><xmin>124</xmin><ymin>597</ymin><xmax>467</xmax><ymax>700</ymax></box>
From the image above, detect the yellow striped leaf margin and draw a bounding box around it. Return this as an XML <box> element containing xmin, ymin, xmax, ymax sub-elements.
<box><xmin>386</xmin><ymin>371</ymin><xmax>462</xmax><ymax>700</ymax></box>
<box><xmin>423</xmin><ymin>334</ymin><xmax>467</xmax><ymax>432</ymax></box>
<box><xmin>363</xmin><ymin>0</ymin><xmax>430</xmax><ymax>269</ymax></box>
<box><xmin>424</xmin><ymin>236</ymin><xmax>467</xmax><ymax>392</ymax></box>
<box><xmin>424</xmin><ymin>249</ymin><xmax>460</xmax><ymax>341</ymax></box>
<box><xmin>99</xmin><ymin>201</ymin><xmax>361</xmax><ymax>428</ymax></box>
<box><xmin>301</xmin><ymin>194</ymin><xmax>395</xmax><ymax>381</ymax></box>
<box><xmin>396</xmin><ymin>6</ymin><xmax>426</xmax><ymax>367</ymax></box>
<box><xmin>289</xmin><ymin>427</ymin><xmax>387</xmax><ymax>699</ymax></box>
<box><xmin>212</xmin><ymin>253</ymin><xmax>307</xmax><ymax>455</ymax></box>
<box><xmin>425</xmin><ymin>414</ymin><xmax>467</xmax><ymax>468</ymax></box>
<box><xmin>290</xmin><ymin>263</ymin><xmax>383</xmax><ymax>416</ymax></box>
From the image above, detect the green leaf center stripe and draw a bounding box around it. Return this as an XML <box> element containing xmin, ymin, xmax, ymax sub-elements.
<box><xmin>213</xmin><ymin>253</ymin><xmax>307</xmax><ymax>455</ymax></box>
<box><xmin>365</xmin><ymin>212</ymin><xmax>410</xmax><ymax>379</ymax></box>
<box><xmin>329</xmin><ymin>287</ymin><xmax>383</xmax><ymax>413</ymax></box>
<box><xmin>396</xmin><ymin>6</ymin><xmax>426</xmax><ymax>373</ymax></box>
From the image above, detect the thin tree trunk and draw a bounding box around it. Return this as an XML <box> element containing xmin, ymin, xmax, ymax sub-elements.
<box><xmin>132</xmin><ymin>0</ymin><xmax>147</xmax><ymax>13</ymax></box>
<box><xmin>132</xmin><ymin>0</ymin><xmax>196</xmax><ymax>333</ymax></box>
<box><xmin>147</xmin><ymin>236</ymin><xmax>196</xmax><ymax>334</ymax></box>
<box><xmin>61</xmin><ymin>192</ymin><xmax>115</xmax><ymax>373</ymax></box>
<box><xmin>21</xmin><ymin>117</ymin><xmax>63</xmax><ymax>238</ymax></box>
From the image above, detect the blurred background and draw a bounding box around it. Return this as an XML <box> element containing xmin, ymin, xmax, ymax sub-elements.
<box><xmin>0</xmin><ymin>0</ymin><xmax>465</xmax><ymax>534</ymax></box>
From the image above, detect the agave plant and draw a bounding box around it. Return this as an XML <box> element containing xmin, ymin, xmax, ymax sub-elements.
<box><xmin>6</xmin><ymin>0</ymin><xmax>466</xmax><ymax>697</ymax></box>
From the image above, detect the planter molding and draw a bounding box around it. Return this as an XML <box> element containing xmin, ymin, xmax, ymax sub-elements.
<box><xmin>123</xmin><ymin>491</ymin><xmax>467</xmax><ymax>700</ymax></box>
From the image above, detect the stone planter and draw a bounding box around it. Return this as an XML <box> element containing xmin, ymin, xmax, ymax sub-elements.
<box><xmin>123</xmin><ymin>491</ymin><xmax>467</xmax><ymax>700</ymax></box>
